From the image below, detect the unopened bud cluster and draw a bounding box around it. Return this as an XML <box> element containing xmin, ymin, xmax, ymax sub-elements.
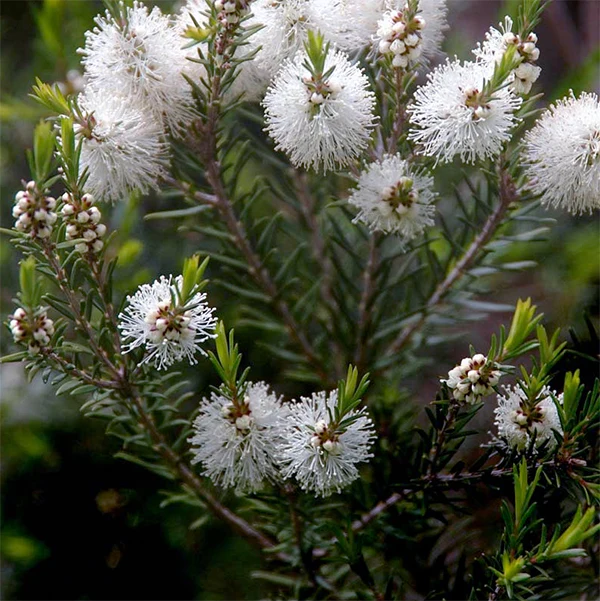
<box><xmin>443</xmin><ymin>353</ymin><xmax>501</xmax><ymax>404</ymax></box>
<box><xmin>9</xmin><ymin>307</ymin><xmax>55</xmax><ymax>355</ymax></box>
<box><xmin>378</xmin><ymin>176</ymin><xmax>419</xmax><ymax>218</ymax></box>
<box><xmin>376</xmin><ymin>6</ymin><xmax>425</xmax><ymax>70</ymax></box>
<box><xmin>501</xmin><ymin>30</ymin><xmax>540</xmax><ymax>94</ymax></box>
<box><xmin>12</xmin><ymin>181</ymin><xmax>57</xmax><ymax>239</ymax></box>
<box><xmin>221</xmin><ymin>395</ymin><xmax>255</xmax><ymax>431</ymax></box>
<box><xmin>310</xmin><ymin>420</ymin><xmax>342</xmax><ymax>455</ymax></box>
<box><xmin>145</xmin><ymin>300</ymin><xmax>194</xmax><ymax>346</ymax></box>
<box><xmin>61</xmin><ymin>192</ymin><xmax>106</xmax><ymax>254</ymax></box>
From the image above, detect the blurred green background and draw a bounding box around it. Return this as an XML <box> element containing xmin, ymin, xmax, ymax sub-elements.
<box><xmin>1</xmin><ymin>1</ymin><xmax>598</xmax><ymax>599</ymax></box>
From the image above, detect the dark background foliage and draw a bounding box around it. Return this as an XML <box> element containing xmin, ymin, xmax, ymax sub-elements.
<box><xmin>1</xmin><ymin>1</ymin><xmax>598</xmax><ymax>599</ymax></box>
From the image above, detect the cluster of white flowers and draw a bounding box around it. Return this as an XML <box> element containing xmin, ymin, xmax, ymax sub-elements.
<box><xmin>61</xmin><ymin>192</ymin><xmax>107</xmax><ymax>254</ymax></box>
<box><xmin>376</xmin><ymin>7</ymin><xmax>426</xmax><ymax>70</ymax></box>
<box><xmin>73</xmin><ymin>1</ymin><xmax>197</xmax><ymax>202</ymax></box>
<box><xmin>277</xmin><ymin>390</ymin><xmax>376</xmax><ymax>497</ymax></box>
<box><xmin>118</xmin><ymin>275</ymin><xmax>217</xmax><ymax>370</ymax></box>
<box><xmin>474</xmin><ymin>17</ymin><xmax>540</xmax><ymax>94</ymax></box>
<box><xmin>9</xmin><ymin>307</ymin><xmax>55</xmax><ymax>355</ymax></box>
<box><xmin>348</xmin><ymin>154</ymin><xmax>436</xmax><ymax>240</ymax></box>
<box><xmin>443</xmin><ymin>353</ymin><xmax>501</xmax><ymax>404</ymax></box>
<box><xmin>12</xmin><ymin>181</ymin><xmax>57</xmax><ymax>240</ymax></box>
<box><xmin>263</xmin><ymin>48</ymin><xmax>376</xmax><ymax>172</ymax></box>
<box><xmin>493</xmin><ymin>385</ymin><xmax>563</xmax><ymax>452</ymax></box>
<box><xmin>189</xmin><ymin>382</ymin><xmax>287</xmax><ymax>493</ymax></box>
<box><xmin>523</xmin><ymin>92</ymin><xmax>600</xmax><ymax>215</ymax></box>
<box><xmin>408</xmin><ymin>59</ymin><xmax>522</xmax><ymax>164</ymax></box>
<box><xmin>189</xmin><ymin>386</ymin><xmax>376</xmax><ymax>497</ymax></box>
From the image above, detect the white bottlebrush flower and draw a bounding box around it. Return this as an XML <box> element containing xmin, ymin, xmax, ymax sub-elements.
<box><xmin>473</xmin><ymin>16</ymin><xmax>541</xmax><ymax>94</ymax></box>
<box><xmin>408</xmin><ymin>59</ymin><xmax>522</xmax><ymax>164</ymax></box>
<box><xmin>80</xmin><ymin>2</ymin><xmax>196</xmax><ymax>133</ymax></box>
<box><xmin>522</xmin><ymin>92</ymin><xmax>600</xmax><ymax>215</ymax></box>
<box><xmin>348</xmin><ymin>154</ymin><xmax>436</xmax><ymax>240</ymax></box>
<box><xmin>76</xmin><ymin>89</ymin><xmax>168</xmax><ymax>203</ymax></box>
<box><xmin>277</xmin><ymin>390</ymin><xmax>376</xmax><ymax>497</ymax></box>
<box><xmin>263</xmin><ymin>49</ymin><xmax>376</xmax><ymax>172</ymax></box>
<box><xmin>443</xmin><ymin>353</ymin><xmax>501</xmax><ymax>404</ymax></box>
<box><xmin>189</xmin><ymin>382</ymin><xmax>287</xmax><ymax>493</ymax></box>
<box><xmin>118</xmin><ymin>275</ymin><xmax>217</xmax><ymax>370</ymax></box>
<box><xmin>493</xmin><ymin>385</ymin><xmax>563</xmax><ymax>452</ymax></box>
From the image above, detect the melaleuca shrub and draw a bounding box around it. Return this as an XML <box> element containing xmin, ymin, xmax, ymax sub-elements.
<box><xmin>3</xmin><ymin>1</ymin><xmax>598</xmax><ymax>599</ymax></box>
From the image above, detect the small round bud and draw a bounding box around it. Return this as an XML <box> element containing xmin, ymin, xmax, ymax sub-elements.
<box><xmin>89</xmin><ymin>207</ymin><xmax>101</xmax><ymax>223</ymax></box>
<box><xmin>392</xmin><ymin>21</ymin><xmax>405</xmax><ymax>35</ymax></box>
<box><xmin>314</xmin><ymin>420</ymin><xmax>327</xmax><ymax>435</ymax></box>
<box><xmin>155</xmin><ymin>318</ymin><xmax>169</xmax><ymax>332</ymax></box>
<box><xmin>405</xmin><ymin>33</ymin><xmax>419</xmax><ymax>48</ymax></box>
<box><xmin>310</xmin><ymin>92</ymin><xmax>324</xmax><ymax>105</ymax></box>
<box><xmin>392</xmin><ymin>54</ymin><xmax>409</xmax><ymax>68</ymax></box>
<box><xmin>379</xmin><ymin>40</ymin><xmax>391</xmax><ymax>54</ymax></box>
<box><xmin>235</xmin><ymin>415</ymin><xmax>252</xmax><ymax>431</ymax></box>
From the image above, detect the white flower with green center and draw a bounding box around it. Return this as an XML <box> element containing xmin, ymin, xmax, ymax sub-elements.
<box><xmin>523</xmin><ymin>92</ymin><xmax>600</xmax><ymax>215</ymax></box>
<box><xmin>277</xmin><ymin>390</ymin><xmax>376</xmax><ymax>497</ymax></box>
<box><xmin>493</xmin><ymin>385</ymin><xmax>563</xmax><ymax>452</ymax></box>
<box><xmin>118</xmin><ymin>275</ymin><xmax>217</xmax><ymax>370</ymax></box>
<box><xmin>263</xmin><ymin>48</ymin><xmax>376</xmax><ymax>172</ymax></box>
<box><xmin>348</xmin><ymin>154</ymin><xmax>436</xmax><ymax>241</ymax></box>
<box><xmin>75</xmin><ymin>89</ymin><xmax>168</xmax><ymax>203</ymax></box>
<box><xmin>408</xmin><ymin>59</ymin><xmax>521</xmax><ymax>164</ymax></box>
<box><xmin>189</xmin><ymin>382</ymin><xmax>288</xmax><ymax>493</ymax></box>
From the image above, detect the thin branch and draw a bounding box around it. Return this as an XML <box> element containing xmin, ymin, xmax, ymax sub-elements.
<box><xmin>292</xmin><ymin>169</ymin><xmax>345</xmax><ymax>378</ymax></box>
<box><xmin>354</xmin><ymin>233</ymin><xmax>380</xmax><ymax>371</ymax></box>
<box><xmin>386</xmin><ymin>68</ymin><xmax>407</xmax><ymax>153</ymax></box>
<box><xmin>41</xmin><ymin>349</ymin><xmax>121</xmax><ymax>390</ymax></box>
<box><xmin>204</xmin><ymin>159</ymin><xmax>332</xmax><ymax>385</ymax></box>
<box><xmin>164</xmin><ymin>176</ymin><xmax>218</xmax><ymax>205</ymax></box>
<box><xmin>87</xmin><ymin>257</ymin><xmax>122</xmax><ymax>356</ymax></box>
<box><xmin>383</xmin><ymin>162</ymin><xmax>518</xmax><ymax>364</ymax></box>
<box><xmin>42</xmin><ymin>243</ymin><xmax>120</xmax><ymax>378</ymax></box>
<box><xmin>426</xmin><ymin>403</ymin><xmax>460</xmax><ymax>478</ymax></box>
